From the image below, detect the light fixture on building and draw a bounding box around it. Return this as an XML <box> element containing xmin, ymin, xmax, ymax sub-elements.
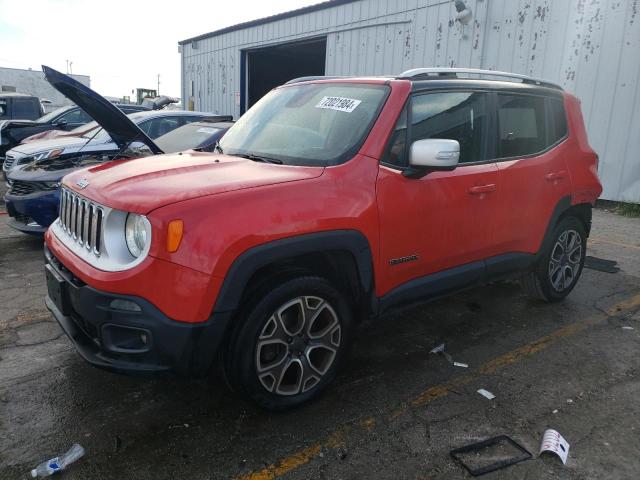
<box><xmin>454</xmin><ymin>0</ymin><xmax>473</xmax><ymax>25</ymax></box>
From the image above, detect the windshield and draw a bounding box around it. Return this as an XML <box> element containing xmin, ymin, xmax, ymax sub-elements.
<box><xmin>219</xmin><ymin>83</ymin><xmax>389</xmax><ymax>166</ymax></box>
<box><xmin>37</xmin><ymin>106</ymin><xmax>71</xmax><ymax>123</ymax></box>
<box><xmin>155</xmin><ymin>123</ymin><xmax>224</xmax><ymax>153</ymax></box>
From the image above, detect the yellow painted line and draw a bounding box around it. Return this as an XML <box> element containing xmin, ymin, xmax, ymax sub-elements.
<box><xmin>590</xmin><ymin>237</ymin><xmax>640</xmax><ymax>251</ymax></box>
<box><xmin>236</xmin><ymin>429</ymin><xmax>348</xmax><ymax>480</ymax></box>
<box><xmin>607</xmin><ymin>293</ymin><xmax>640</xmax><ymax>316</ymax></box>
<box><xmin>236</xmin><ymin>293</ymin><xmax>640</xmax><ymax>480</ymax></box>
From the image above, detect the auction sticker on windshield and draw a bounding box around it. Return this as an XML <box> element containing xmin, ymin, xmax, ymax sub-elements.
<box><xmin>315</xmin><ymin>96</ymin><xmax>362</xmax><ymax>113</ymax></box>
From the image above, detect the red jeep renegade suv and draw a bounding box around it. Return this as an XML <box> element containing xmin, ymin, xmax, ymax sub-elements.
<box><xmin>44</xmin><ymin>68</ymin><xmax>602</xmax><ymax>409</ymax></box>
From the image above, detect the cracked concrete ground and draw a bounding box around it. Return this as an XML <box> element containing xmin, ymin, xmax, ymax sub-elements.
<box><xmin>0</xmin><ymin>203</ymin><xmax>639</xmax><ymax>480</ymax></box>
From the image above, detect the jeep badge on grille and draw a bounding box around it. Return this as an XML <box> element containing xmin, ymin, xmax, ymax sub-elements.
<box><xmin>76</xmin><ymin>178</ymin><xmax>89</xmax><ymax>189</ymax></box>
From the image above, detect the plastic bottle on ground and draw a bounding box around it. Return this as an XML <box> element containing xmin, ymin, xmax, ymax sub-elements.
<box><xmin>30</xmin><ymin>444</ymin><xmax>85</xmax><ymax>477</ymax></box>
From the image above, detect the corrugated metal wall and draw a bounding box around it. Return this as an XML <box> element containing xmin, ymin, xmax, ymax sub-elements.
<box><xmin>181</xmin><ymin>0</ymin><xmax>640</xmax><ymax>202</ymax></box>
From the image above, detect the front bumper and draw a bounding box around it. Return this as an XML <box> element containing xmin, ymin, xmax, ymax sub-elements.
<box><xmin>4</xmin><ymin>189</ymin><xmax>59</xmax><ymax>234</ymax></box>
<box><xmin>44</xmin><ymin>246</ymin><xmax>232</xmax><ymax>377</ymax></box>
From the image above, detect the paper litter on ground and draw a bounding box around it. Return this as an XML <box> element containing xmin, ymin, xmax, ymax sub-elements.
<box><xmin>539</xmin><ymin>429</ymin><xmax>570</xmax><ymax>465</ymax></box>
<box><xmin>477</xmin><ymin>388</ymin><xmax>495</xmax><ymax>400</ymax></box>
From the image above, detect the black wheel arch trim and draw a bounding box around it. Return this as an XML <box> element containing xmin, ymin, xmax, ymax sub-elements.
<box><xmin>212</xmin><ymin>230</ymin><xmax>376</xmax><ymax>314</ymax></box>
<box><xmin>538</xmin><ymin>195</ymin><xmax>592</xmax><ymax>260</ymax></box>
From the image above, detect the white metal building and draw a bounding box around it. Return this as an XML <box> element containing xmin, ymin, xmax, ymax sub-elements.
<box><xmin>0</xmin><ymin>67</ymin><xmax>91</xmax><ymax>112</ymax></box>
<box><xmin>179</xmin><ymin>0</ymin><xmax>640</xmax><ymax>203</ymax></box>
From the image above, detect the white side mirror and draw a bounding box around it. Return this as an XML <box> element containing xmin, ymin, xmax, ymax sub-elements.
<box><xmin>409</xmin><ymin>138</ymin><xmax>460</xmax><ymax>169</ymax></box>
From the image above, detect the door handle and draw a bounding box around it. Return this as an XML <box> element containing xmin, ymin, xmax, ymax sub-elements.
<box><xmin>468</xmin><ymin>184</ymin><xmax>496</xmax><ymax>195</ymax></box>
<box><xmin>545</xmin><ymin>171</ymin><xmax>566</xmax><ymax>181</ymax></box>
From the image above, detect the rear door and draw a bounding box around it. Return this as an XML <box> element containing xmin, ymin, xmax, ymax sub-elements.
<box><xmin>492</xmin><ymin>93</ymin><xmax>572</xmax><ymax>255</ymax></box>
<box><xmin>376</xmin><ymin>90</ymin><xmax>499</xmax><ymax>299</ymax></box>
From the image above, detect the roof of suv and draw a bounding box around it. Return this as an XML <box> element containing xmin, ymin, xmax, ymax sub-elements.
<box><xmin>285</xmin><ymin>69</ymin><xmax>564</xmax><ymax>96</ymax></box>
<box><xmin>127</xmin><ymin>110</ymin><xmax>218</xmax><ymax>121</ymax></box>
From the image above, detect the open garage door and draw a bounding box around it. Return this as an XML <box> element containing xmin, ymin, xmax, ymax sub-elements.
<box><xmin>244</xmin><ymin>37</ymin><xmax>326</xmax><ymax>111</ymax></box>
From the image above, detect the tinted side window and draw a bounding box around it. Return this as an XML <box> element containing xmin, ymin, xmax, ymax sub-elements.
<box><xmin>59</xmin><ymin>108</ymin><xmax>91</xmax><ymax>124</ymax></box>
<box><xmin>411</xmin><ymin>92</ymin><xmax>488</xmax><ymax>163</ymax></box>
<box><xmin>548</xmin><ymin>97</ymin><xmax>568</xmax><ymax>145</ymax></box>
<box><xmin>497</xmin><ymin>94</ymin><xmax>547</xmax><ymax>158</ymax></box>
<box><xmin>142</xmin><ymin>117</ymin><xmax>181</xmax><ymax>139</ymax></box>
<box><xmin>382</xmin><ymin>105</ymin><xmax>408</xmax><ymax>167</ymax></box>
<box><xmin>13</xmin><ymin>99</ymin><xmax>40</xmax><ymax>119</ymax></box>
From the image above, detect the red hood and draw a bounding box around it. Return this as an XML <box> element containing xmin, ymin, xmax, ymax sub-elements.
<box><xmin>62</xmin><ymin>151</ymin><xmax>325</xmax><ymax>213</ymax></box>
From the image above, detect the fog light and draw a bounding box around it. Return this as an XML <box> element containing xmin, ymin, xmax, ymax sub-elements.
<box><xmin>102</xmin><ymin>324</ymin><xmax>152</xmax><ymax>353</ymax></box>
<box><xmin>110</xmin><ymin>299</ymin><xmax>142</xmax><ymax>312</ymax></box>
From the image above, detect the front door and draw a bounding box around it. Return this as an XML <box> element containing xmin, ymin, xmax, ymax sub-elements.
<box><xmin>376</xmin><ymin>90</ymin><xmax>499</xmax><ymax>300</ymax></box>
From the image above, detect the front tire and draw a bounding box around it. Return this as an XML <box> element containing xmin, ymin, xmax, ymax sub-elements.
<box><xmin>521</xmin><ymin>216</ymin><xmax>587</xmax><ymax>302</ymax></box>
<box><xmin>225</xmin><ymin>276</ymin><xmax>353</xmax><ymax>410</ymax></box>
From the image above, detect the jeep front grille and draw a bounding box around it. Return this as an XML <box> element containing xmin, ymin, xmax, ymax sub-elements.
<box><xmin>59</xmin><ymin>188</ymin><xmax>104</xmax><ymax>255</ymax></box>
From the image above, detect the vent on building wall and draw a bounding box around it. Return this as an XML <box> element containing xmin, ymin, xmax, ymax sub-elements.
<box><xmin>192</xmin><ymin>40</ymin><xmax>199</xmax><ymax>50</ymax></box>
<box><xmin>1</xmin><ymin>85</ymin><xmax>17</xmax><ymax>92</ymax></box>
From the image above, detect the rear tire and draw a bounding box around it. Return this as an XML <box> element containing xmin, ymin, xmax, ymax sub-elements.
<box><xmin>225</xmin><ymin>276</ymin><xmax>352</xmax><ymax>410</ymax></box>
<box><xmin>520</xmin><ymin>216</ymin><xmax>587</xmax><ymax>302</ymax></box>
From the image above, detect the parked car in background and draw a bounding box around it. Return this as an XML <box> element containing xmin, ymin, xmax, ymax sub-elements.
<box><xmin>0</xmin><ymin>93</ymin><xmax>43</xmax><ymax>121</ymax></box>
<box><xmin>20</xmin><ymin>122</ymin><xmax>101</xmax><ymax>145</ymax></box>
<box><xmin>43</xmin><ymin>68</ymin><xmax>601</xmax><ymax>410</ymax></box>
<box><xmin>0</xmin><ymin>103</ymin><xmax>149</xmax><ymax>165</ymax></box>
<box><xmin>4</xmin><ymin>66</ymin><xmax>232</xmax><ymax>235</ymax></box>
<box><xmin>4</xmin><ymin>110</ymin><xmax>227</xmax><ymax>175</ymax></box>
<box><xmin>154</xmin><ymin>120</ymin><xmax>234</xmax><ymax>153</ymax></box>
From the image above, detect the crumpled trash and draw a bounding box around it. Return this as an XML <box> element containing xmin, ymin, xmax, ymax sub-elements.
<box><xmin>539</xmin><ymin>429</ymin><xmax>570</xmax><ymax>465</ymax></box>
<box><xmin>477</xmin><ymin>388</ymin><xmax>496</xmax><ymax>400</ymax></box>
<box><xmin>430</xmin><ymin>343</ymin><xmax>468</xmax><ymax>367</ymax></box>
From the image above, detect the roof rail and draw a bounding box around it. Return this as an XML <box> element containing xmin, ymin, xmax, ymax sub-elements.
<box><xmin>397</xmin><ymin>68</ymin><xmax>563</xmax><ymax>90</ymax></box>
<box><xmin>285</xmin><ymin>75</ymin><xmax>348</xmax><ymax>85</ymax></box>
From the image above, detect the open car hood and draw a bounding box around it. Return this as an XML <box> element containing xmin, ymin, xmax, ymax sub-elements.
<box><xmin>42</xmin><ymin>65</ymin><xmax>163</xmax><ymax>155</ymax></box>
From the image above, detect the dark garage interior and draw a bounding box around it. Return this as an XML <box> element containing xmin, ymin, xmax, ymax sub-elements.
<box><xmin>245</xmin><ymin>37</ymin><xmax>326</xmax><ymax>109</ymax></box>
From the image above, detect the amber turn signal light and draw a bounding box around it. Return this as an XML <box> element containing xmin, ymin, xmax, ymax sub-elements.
<box><xmin>166</xmin><ymin>220</ymin><xmax>184</xmax><ymax>253</ymax></box>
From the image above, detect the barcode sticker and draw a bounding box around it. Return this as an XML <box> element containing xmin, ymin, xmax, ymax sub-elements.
<box><xmin>315</xmin><ymin>96</ymin><xmax>362</xmax><ymax>113</ymax></box>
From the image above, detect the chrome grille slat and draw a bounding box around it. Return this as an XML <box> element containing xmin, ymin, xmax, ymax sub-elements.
<box><xmin>59</xmin><ymin>187</ymin><xmax>103</xmax><ymax>256</ymax></box>
<box><xmin>71</xmin><ymin>197</ymin><xmax>78</xmax><ymax>239</ymax></box>
<box><xmin>85</xmin><ymin>203</ymin><xmax>93</xmax><ymax>251</ymax></box>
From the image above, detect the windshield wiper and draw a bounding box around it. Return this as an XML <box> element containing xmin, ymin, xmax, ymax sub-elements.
<box><xmin>213</xmin><ymin>141</ymin><xmax>224</xmax><ymax>154</ymax></box>
<box><xmin>235</xmin><ymin>152</ymin><xmax>283</xmax><ymax>164</ymax></box>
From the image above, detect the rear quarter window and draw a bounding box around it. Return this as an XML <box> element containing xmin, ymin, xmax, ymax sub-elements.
<box><xmin>548</xmin><ymin>97</ymin><xmax>568</xmax><ymax>145</ymax></box>
<box><xmin>496</xmin><ymin>94</ymin><xmax>547</xmax><ymax>158</ymax></box>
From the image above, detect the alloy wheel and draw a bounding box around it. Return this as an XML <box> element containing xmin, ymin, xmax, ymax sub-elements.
<box><xmin>548</xmin><ymin>229</ymin><xmax>583</xmax><ymax>292</ymax></box>
<box><xmin>255</xmin><ymin>296</ymin><xmax>341</xmax><ymax>396</ymax></box>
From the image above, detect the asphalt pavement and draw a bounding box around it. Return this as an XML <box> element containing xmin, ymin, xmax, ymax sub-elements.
<box><xmin>1</xmin><ymin>203</ymin><xmax>639</xmax><ymax>480</ymax></box>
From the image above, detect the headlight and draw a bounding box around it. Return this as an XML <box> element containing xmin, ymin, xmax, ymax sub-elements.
<box><xmin>125</xmin><ymin>213</ymin><xmax>149</xmax><ymax>258</ymax></box>
<box><xmin>27</xmin><ymin>149</ymin><xmax>64</xmax><ymax>163</ymax></box>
